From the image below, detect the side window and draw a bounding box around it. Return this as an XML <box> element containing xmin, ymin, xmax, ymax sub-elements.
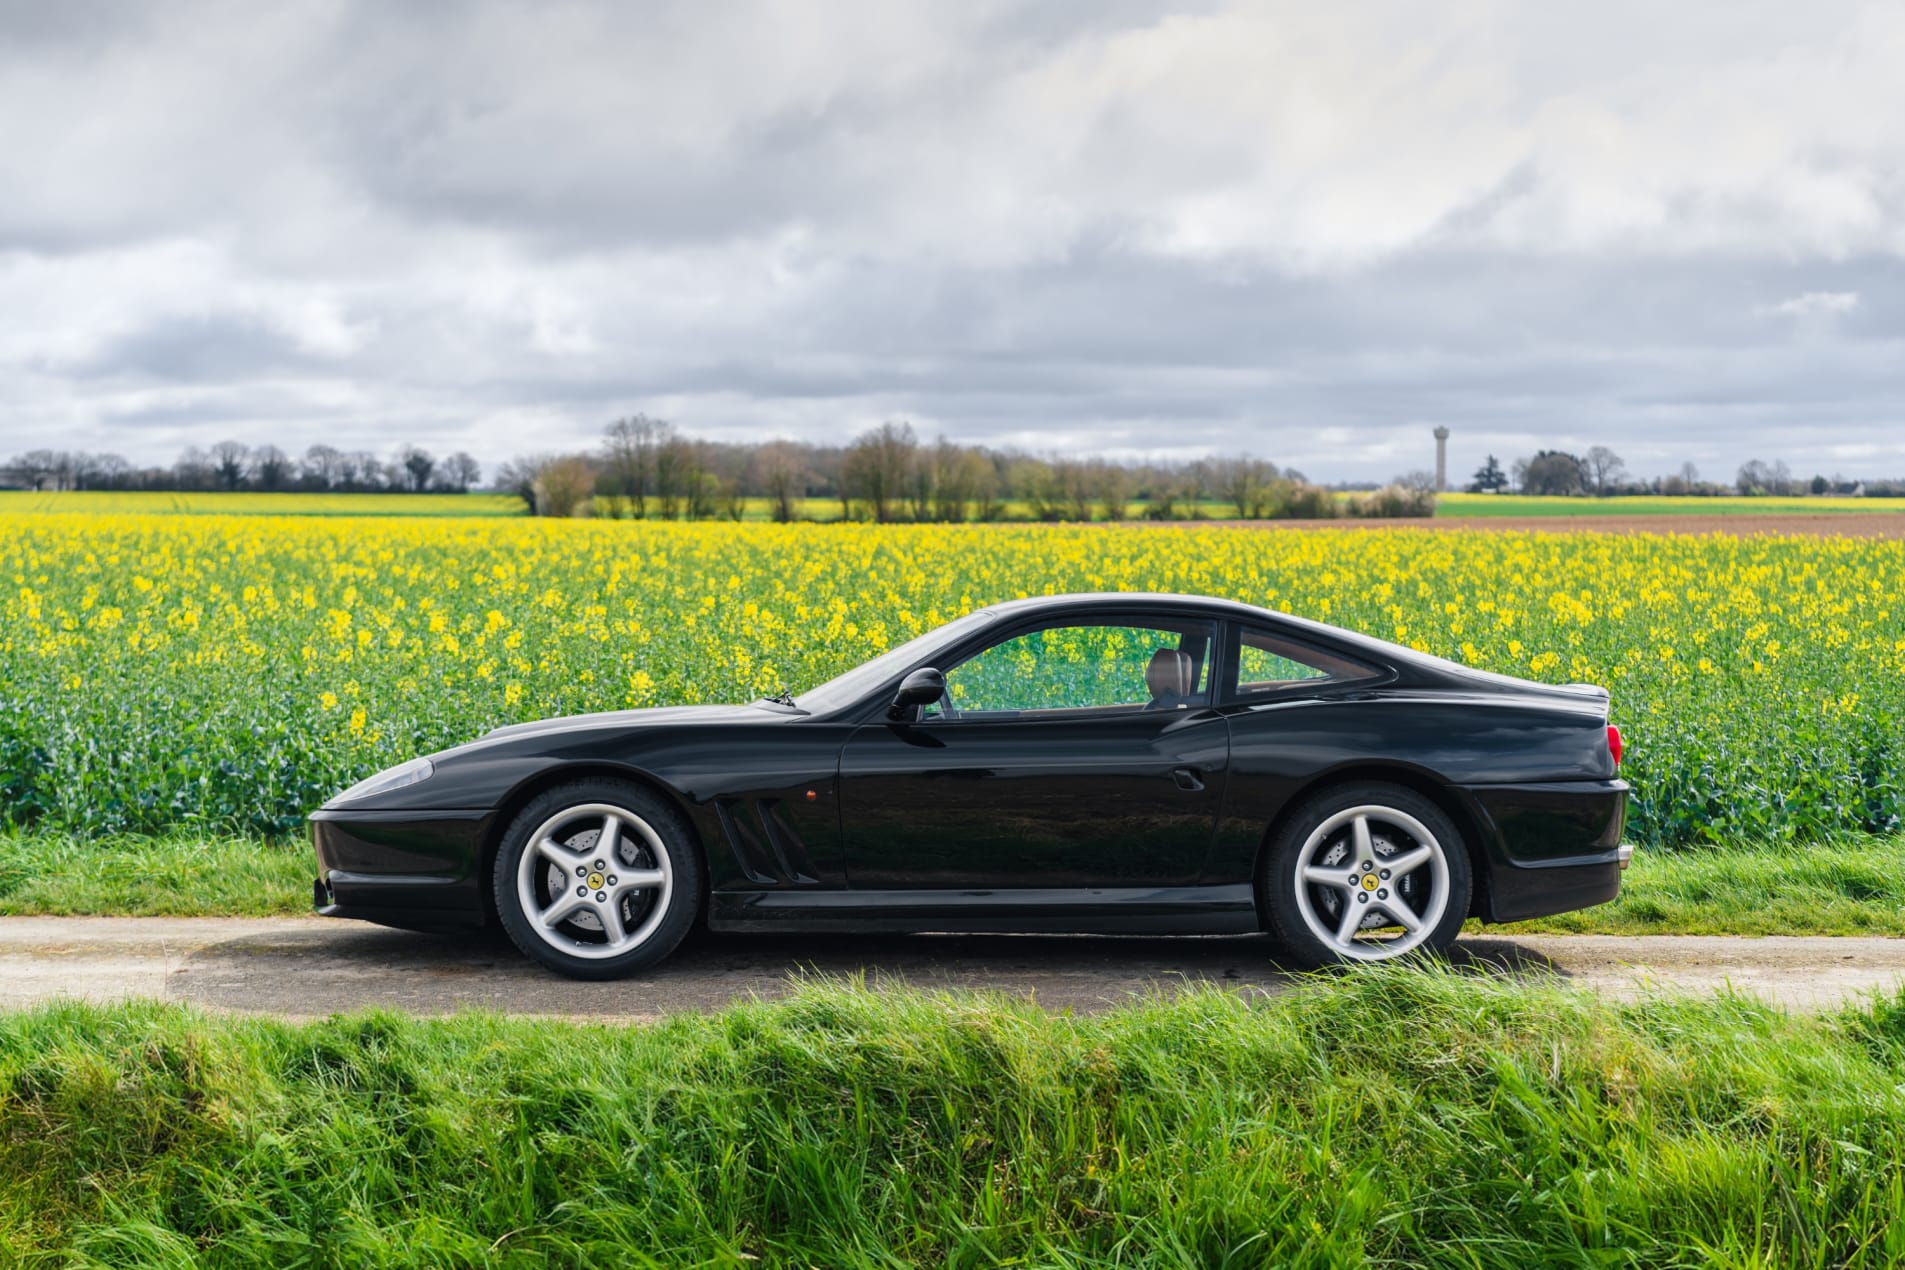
<box><xmin>930</xmin><ymin>622</ymin><xmax>1213</xmax><ymax>719</ymax></box>
<box><xmin>1232</xmin><ymin>628</ymin><xmax>1375</xmax><ymax>698</ymax></box>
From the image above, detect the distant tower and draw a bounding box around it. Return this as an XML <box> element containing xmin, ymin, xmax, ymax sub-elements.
<box><xmin>1433</xmin><ymin>426</ymin><xmax>1450</xmax><ymax>492</ymax></box>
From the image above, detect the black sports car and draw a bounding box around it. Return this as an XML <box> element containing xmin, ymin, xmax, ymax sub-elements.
<box><xmin>311</xmin><ymin>592</ymin><xmax>1631</xmax><ymax>978</ymax></box>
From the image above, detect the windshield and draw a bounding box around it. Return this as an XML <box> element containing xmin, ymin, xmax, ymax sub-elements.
<box><xmin>793</xmin><ymin>609</ymin><xmax>998</xmax><ymax>715</ymax></box>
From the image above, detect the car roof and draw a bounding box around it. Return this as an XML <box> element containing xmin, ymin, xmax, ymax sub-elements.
<box><xmin>979</xmin><ymin>591</ymin><xmax>1350</xmax><ymax>642</ymax></box>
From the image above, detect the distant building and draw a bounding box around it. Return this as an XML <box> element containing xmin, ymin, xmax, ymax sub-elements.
<box><xmin>1432</xmin><ymin>427</ymin><xmax>1450</xmax><ymax>492</ymax></box>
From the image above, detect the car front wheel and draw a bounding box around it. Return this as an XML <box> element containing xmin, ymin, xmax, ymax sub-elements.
<box><xmin>493</xmin><ymin>779</ymin><xmax>703</xmax><ymax>979</ymax></box>
<box><xmin>1261</xmin><ymin>782</ymin><xmax>1472</xmax><ymax>968</ymax></box>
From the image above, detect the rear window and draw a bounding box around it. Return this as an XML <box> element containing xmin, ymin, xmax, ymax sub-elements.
<box><xmin>1231</xmin><ymin>627</ymin><xmax>1377</xmax><ymax>697</ymax></box>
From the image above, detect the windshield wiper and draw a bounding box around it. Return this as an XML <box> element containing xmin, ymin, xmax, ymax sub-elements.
<box><xmin>764</xmin><ymin>688</ymin><xmax>798</xmax><ymax>708</ymax></box>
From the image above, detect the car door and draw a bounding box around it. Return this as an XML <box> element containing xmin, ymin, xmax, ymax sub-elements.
<box><xmin>838</xmin><ymin>616</ymin><xmax>1230</xmax><ymax>889</ymax></box>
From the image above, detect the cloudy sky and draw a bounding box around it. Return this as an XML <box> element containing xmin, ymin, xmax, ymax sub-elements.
<box><xmin>4</xmin><ymin>0</ymin><xmax>1904</xmax><ymax>483</ymax></box>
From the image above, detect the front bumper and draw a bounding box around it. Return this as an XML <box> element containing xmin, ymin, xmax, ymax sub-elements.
<box><xmin>309</xmin><ymin>806</ymin><xmax>494</xmax><ymax>932</ymax></box>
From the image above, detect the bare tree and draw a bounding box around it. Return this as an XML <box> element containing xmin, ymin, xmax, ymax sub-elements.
<box><xmin>755</xmin><ymin>440</ymin><xmax>806</xmax><ymax>522</ymax></box>
<box><xmin>532</xmin><ymin>456</ymin><xmax>595</xmax><ymax>517</ymax></box>
<box><xmin>174</xmin><ymin>447</ymin><xmax>214</xmax><ymax>490</ymax></box>
<box><xmin>1095</xmin><ymin>461</ymin><xmax>1132</xmax><ymax>522</ymax></box>
<box><xmin>1215</xmin><ymin>455</ymin><xmax>1281</xmax><ymax>518</ymax></box>
<box><xmin>495</xmin><ymin>455</ymin><xmax>543</xmax><ymax>512</ymax></box>
<box><xmin>440</xmin><ymin>452</ymin><xmax>481</xmax><ymax>492</ymax></box>
<box><xmin>210</xmin><ymin>441</ymin><xmax>249</xmax><ymax>491</ymax></box>
<box><xmin>603</xmin><ymin>415</ymin><xmax>667</xmax><ymax>518</ymax></box>
<box><xmin>843</xmin><ymin>421</ymin><xmax>917</xmax><ymax>522</ymax></box>
<box><xmin>654</xmin><ymin>433</ymin><xmax>696</xmax><ymax>519</ymax></box>
<box><xmin>303</xmin><ymin>445</ymin><xmax>343</xmax><ymax>489</ymax></box>
<box><xmin>352</xmin><ymin>452</ymin><xmax>390</xmax><ymax>490</ymax></box>
<box><xmin>11</xmin><ymin>450</ymin><xmax>58</xmax><ymax>490</ymax></box>
<box><xmin>686</xmin><ymin>461</ymin><xmax>720</xmax><ymax>519</ymax></box>
<box><xmin>908</xmin><ymin>457</ymin><xmax>934</xmax><ymax>522</ymax></box>
<box><xmin>92</xmin><ymin>453</ymin><xmax>131</xmax><ymax>488</ymax></box>
<box><xmin>1583</xmin><ymin>445</ymin><xmax>1627</xmax><ymax>496</ymax></box>
<box><xmin>1736</xmin><ymin>458</ymin><xmax>1787</xmax><ymax>495</ymax></box>
<box><xmin>252</xmin><ymin>445</ymin><xmax>291</xmax><ymax>490</ymax></box>
<box><xmin>1009</xmin><ymin>457</ymin><xmax>1060</xmax><ymax>520</ymax></box>
<box><xmin>929</xmin><ymin>438</ymin><xmax>977</xmax><ymax>522</ymax></box>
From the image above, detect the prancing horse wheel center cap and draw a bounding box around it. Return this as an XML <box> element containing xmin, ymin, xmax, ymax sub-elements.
<box><xmin>586</xmin><ymin>871</ymin><xmax>604</xmax><ymax>890</ymax></box>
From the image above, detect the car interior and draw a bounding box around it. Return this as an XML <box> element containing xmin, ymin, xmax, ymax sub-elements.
<box><xmin>926</xmin><ymin>622</ymin><xmax>1214</xmax><ymax>720</ymax></box>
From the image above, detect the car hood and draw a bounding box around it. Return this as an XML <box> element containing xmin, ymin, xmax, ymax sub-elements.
<box><xmin>478</xmin><ymin>703</ymin><xmax>783</xmax><ymax>745</ymax></box>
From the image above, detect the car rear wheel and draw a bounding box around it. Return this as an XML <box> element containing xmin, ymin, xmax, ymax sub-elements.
<box><xmin>493</xmin><ymin>779</ymin><xmax>702</xmax><ymax>980</ymax></box>
<box><xmin>1261</xmin><ymin>782</ymin><xmax>1471</xmax><ymax>968</ymax></box>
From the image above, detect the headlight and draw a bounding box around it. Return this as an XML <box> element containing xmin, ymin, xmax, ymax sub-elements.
<box><xmin>327</xmin><ymin>756</ymin><xmax>434</xmax><ymax>807</ymax></box>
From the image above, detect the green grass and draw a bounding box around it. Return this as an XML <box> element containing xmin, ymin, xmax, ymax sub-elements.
<box><xmin>5</xmin><ymin>831</ymin><xmax>1904</xmax><ymax>934</ymax></box>
<box><xmin>1507</xmin><ymin>836</ymin><xmax>1905</xmax><ymax>936</ymax></box>
<box><xmin>6</xmin><ymin>974</ymin><xmax>1905</xmax><ymax>1265</ymax></box>
<box><xmin>1437</xmin><ymin>492</ymin><xmax>1900</xmax><ymax>517</ymax></box>
<box><xmin>0</xmin><ymin>832</ymin><xmax>312</xmax><ymax>917</ymax></box>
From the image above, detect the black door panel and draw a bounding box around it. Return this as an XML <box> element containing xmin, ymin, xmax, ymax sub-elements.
<box><xmin>840</xmin><ymin>711</ymin><xmax>1229</xmax><ymax>888</ymax></box>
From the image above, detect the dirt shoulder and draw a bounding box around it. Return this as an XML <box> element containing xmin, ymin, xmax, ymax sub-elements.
<box><xmin>2</xmin><ymin>917</ymin><xmax>1900</xmax><ymax>1017</ymax></box>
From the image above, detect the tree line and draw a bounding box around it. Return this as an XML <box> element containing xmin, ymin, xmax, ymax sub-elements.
<box><xmin>1467</xmin><ymin>447</ymin><xmax>1903</xmax><ymax>498</ymax></box>
<box><xmin>497</xmin><ymin>417</ymin><xmax>1439</xmax><ymax>521</ymax></box>
<box><xmin>2</xmin><ymin>442</ymin><xmax>482</xmax><ymax>494</ymax></box>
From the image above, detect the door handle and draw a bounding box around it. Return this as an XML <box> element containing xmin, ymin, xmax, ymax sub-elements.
<box><xmin>1172</xmin><ymin>767</ymin><xmax>1205</xmax><ymax>792</ymax></box>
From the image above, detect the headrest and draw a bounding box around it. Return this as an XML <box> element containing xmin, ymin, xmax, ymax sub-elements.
<box><xmin>1145</xmin><ymin>648</ymin><xmax>1193</xmax><ymax>700</ymax></box>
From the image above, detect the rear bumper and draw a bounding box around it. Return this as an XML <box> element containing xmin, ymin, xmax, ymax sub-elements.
<box><xmin>1451</xmin><ymin>778</ymin><xmax>1630</xmax><ymax>923</ymax></box>
<box><xmin>309</xmin><ymin>807</ymin><xmax>493</xmax><ymax>931</ymax></box>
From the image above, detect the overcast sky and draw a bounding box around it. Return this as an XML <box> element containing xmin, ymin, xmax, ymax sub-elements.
<box><xmin>4</xmin><ymin>0</ymin><xmax>1904</xmax><ymax>483</ymax></box>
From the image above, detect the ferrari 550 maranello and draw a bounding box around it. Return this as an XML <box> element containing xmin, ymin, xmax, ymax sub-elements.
<box><xmin>312</xmin><ymin>592</ymin><xmax>1632</xmax><ymax>978</ymax></box>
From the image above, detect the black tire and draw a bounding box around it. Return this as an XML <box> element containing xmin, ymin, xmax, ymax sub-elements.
<box><xmin>1260</xmin><ymin>781</ymin><xmax>1472</xmax><ymax>969</ymax></box>
<box><xmin>493</xmin><ymin>778</ymin><xmax>703</xmax><ymax>980</ymax></box>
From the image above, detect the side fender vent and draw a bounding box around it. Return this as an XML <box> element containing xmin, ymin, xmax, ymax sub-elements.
<box><xmin>759</xmin><ymin>799</ymin><xmax>820</xmax><ymax>884</ymax></box>
<box><xmin>715</xmin><ymin>797</ymin><xmax>820</xmax><ymax>885</ymax></box>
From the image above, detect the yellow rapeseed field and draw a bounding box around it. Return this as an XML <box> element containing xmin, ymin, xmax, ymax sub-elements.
<box><xmin>2</xmin><ymin>512</ymin><xmax>1900</xmax><ymax>846</ymax></box>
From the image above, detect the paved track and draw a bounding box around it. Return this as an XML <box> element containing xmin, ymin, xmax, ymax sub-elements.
<box><xmin>3</xmin><ymin>918</ymin><xmax>1903</xmax><ymax>1017</ymax></box>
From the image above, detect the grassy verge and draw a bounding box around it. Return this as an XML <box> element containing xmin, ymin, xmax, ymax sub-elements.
<box><xmin>4</xmin><ymin>830</ymin><xmax>1903</xmax><ymax>936</ymax></box>
<box><xmin>5</xmin><ymin>974</ymin><xmax>1905</xmax><ymax>1265</ymax></box>
<box><xmin>0</xmin><ymin>832</ymin><xmax>312</xmax><ymax>917</ymax></box>
<box><xmin>1505</xmin><ymin>835</ymin><xmax>1905</xmax><ymax>937</ymax></box>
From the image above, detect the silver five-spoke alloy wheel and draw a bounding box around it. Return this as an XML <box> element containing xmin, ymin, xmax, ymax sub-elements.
<box><xmin>514</xmin><ymin>802</ymin><xmax>675</xmax><ymax>960</ymax></box>
<box><xmin>1291</xmin><ymin>804</ymin><xmax>1449</xmax><ymax>961</ymax></box>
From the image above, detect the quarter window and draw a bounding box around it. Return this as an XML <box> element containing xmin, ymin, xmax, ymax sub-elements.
<box><xmin>929</xmin><ymin>622</ymin><xmax>1213</xmax><ymax>719</ymax></box>
<box><xmin>1232</xmin><ymin>628</ymin><xmax>1374</xmax><ymax>697</ymax></box>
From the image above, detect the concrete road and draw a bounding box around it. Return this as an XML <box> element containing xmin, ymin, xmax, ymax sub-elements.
<box><xmin>2</xmin><ymin>917</ymin><xmax>1902</xmax><ymax>1018</ymax></box>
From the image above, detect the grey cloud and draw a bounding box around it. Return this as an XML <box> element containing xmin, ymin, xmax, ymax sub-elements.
<box><xmin>3</xmin><ymin>0</ymin><xmax>1905</xmax><ymax>481</ymax></box>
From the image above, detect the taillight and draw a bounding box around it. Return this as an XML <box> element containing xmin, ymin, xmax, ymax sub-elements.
<box><xmin>1607</xmin><ymin>724</ymin><xmax>1623</xmax><ymax>767</ymax></box>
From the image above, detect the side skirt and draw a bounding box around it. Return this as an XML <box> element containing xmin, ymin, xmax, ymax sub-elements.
<box><xmin>708</xmin><ymin>883</ymin><xmax>1261</xmax><ymax>935</ymax></box>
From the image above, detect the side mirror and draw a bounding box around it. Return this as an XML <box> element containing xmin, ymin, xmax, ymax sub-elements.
<box><xmin>888</xmin><ymin>667</ymin><xmax>947</xmax><ymax>721</ymax></box>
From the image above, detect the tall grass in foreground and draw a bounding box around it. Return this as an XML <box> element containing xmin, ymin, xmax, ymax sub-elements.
<box><xmin>5</xmin><ymin>973</ymin><xmax>1905</xmax><ymax>1266</ymax></box>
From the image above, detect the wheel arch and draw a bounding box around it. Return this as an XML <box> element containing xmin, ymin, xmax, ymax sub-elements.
<box><xmin>1251</xmin><ymin>762</ymin><xmax>1495</xmax><ymax>923</ymax></box>
<box><xmin>479</xmin><ymin>762</ymin><xmax>709</xmax><ymax>925</ymax></box>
